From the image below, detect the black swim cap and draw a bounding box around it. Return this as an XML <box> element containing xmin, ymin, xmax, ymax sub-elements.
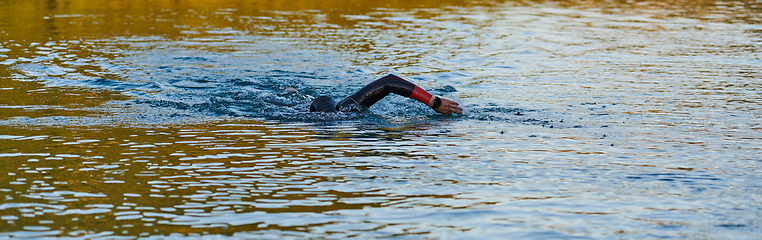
<box><xmin>310</xmin><ymin>96</ymin><xmax>337</xmax><ymax>112</ymax></box>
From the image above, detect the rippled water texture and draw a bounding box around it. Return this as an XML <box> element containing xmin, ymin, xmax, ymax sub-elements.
<box><xmin>1</xmin><ymin>0</ymin><xmax>761</xmax><ymax>238</ymax></box>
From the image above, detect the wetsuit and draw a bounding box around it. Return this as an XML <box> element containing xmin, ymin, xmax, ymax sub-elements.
<box><xmin>309</xmin><ymin>74</ymin><xmax>435</xmax><ymax>113</ymax></box>
<box><xmin>334</xmin><ymin>74</ymin><xmax>433</xmax><ymax>112</ymax></box>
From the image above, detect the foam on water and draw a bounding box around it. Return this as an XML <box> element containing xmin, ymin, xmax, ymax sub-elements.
<box><xmin>1</xmin><ymin>35</ymin><xmax>556</xmax><ymax>128</ymax></box>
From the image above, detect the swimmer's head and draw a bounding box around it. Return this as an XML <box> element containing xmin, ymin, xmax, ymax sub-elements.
<box><xmin>309</xmin><ymin>96</ymin><xmax>337</xmax><ymax>112</ymax></box>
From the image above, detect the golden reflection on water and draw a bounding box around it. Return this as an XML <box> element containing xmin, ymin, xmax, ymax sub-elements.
<box><xmin>0</xmin><ymin>79</ymin><xmax>128</xmax><ymax>120</ymax></box>
<box><xmin>0</xmin><ymin>0</ymin><xmax>481</xmax><ymax>42</ymax></box>
<box><xmin>1</xmin><ymin>0</ymin><xmax>760</xmax><ymax>43</ymax></box>
<box><xmin>0</xmin><ymin>122</ymin><xmax>440</xmax><ymax>236</ymax></box>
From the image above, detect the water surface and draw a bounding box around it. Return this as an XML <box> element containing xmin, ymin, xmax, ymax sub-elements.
<box><xmin>1</xmin><ymin>0</ymin><xmax>761</xmax><ymax>238</ymax></box>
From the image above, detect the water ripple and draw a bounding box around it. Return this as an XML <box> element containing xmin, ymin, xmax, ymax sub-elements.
<box><xmin>1</xmin><ymin>0</ymin><xmax>761</xmax><ymax>239</ymax></box>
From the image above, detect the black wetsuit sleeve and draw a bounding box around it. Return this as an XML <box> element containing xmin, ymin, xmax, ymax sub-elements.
<box><xmin>335</xmin><ymin>74</ymin><xmax>418</xmax><ymax>112</ymax></box>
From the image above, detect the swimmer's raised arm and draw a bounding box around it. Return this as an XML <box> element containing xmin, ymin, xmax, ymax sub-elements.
<box><xmin>310</xmin><ymin>74</ymin><xmax>463</xmax><ymax>114</ymax></box>
<box><xmin>335</xmin><ymin>74</ymin><xmax>463</xmax><ymax>114</ymax></box>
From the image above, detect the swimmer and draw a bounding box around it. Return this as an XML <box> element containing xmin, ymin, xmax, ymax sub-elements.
<box><xmin>310</xmin><ymin>74</ymin><xmax>463</xmax><ymax>114</ymax></box>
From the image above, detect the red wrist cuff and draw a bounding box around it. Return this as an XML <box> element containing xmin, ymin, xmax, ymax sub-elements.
<box><xmin>409</xmin><ymin>86</ymin><xmax>433</xmax><ymax>105</ymax></box>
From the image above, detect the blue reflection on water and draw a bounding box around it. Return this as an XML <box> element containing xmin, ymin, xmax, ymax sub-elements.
<box><xmin>13</xmin><ymin>40</ymin><xmax>558</xmax><ymax>128</ymax></box>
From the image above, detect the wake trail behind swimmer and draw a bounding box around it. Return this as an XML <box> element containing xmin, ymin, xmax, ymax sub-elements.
<box><xmin>309</xmin><ymin>74</ymin><xmax>463</xmax><ymax>115</ymax></box>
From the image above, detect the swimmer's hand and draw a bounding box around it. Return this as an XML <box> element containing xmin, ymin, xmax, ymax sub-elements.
<box><xmin>429</xmin><ymin>97</ymin><xmax>463</xmax><ymax>115</ymax></box>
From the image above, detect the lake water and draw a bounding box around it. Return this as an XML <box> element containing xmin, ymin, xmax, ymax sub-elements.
<box><xmin>1</xmin><ymin>0</ymin><xmax>761</xmax><ymax>238</ymax></box>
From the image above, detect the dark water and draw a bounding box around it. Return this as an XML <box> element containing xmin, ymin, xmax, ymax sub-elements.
<box><xmin>1</xmin><ymin>0</ymin><xmax>761</xmax><ymax>238</ymax></box>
